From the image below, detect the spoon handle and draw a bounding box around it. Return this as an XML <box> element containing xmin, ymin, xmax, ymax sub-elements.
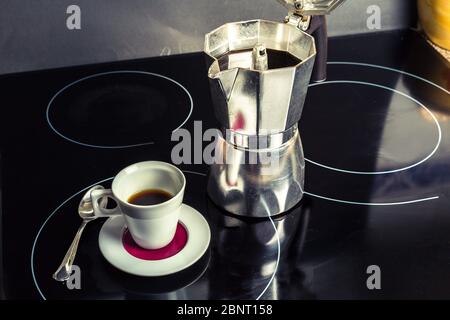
<box><xmin>52</xmin><ymin>220</ymin><xmax>89</xmax><ymax>282</ymax></box>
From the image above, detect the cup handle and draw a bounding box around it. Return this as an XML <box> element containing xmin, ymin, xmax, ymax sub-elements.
<box><xmin>90</xmin><ymin>189</ymin><xmax>122</xmax><ymax>217</ymax></box>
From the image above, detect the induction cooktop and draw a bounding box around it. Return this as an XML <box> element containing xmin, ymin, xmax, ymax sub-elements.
<box><xmin>1</xmin><ymin>30</ymin><xmax>450</xmax><ymax>300</ymax></box>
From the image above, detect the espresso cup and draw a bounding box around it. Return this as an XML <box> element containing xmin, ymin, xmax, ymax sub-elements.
<box><xmin>91</xmin><ymin>161</ymin><xmax>186</xmax><ymax>250</ymax></box>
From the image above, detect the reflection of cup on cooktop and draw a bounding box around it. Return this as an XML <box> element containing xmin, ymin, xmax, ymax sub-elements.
<box><xmin>46</xmin><ymin>71</ymin><xmax>193</xmax><ymax>148</ymax></box>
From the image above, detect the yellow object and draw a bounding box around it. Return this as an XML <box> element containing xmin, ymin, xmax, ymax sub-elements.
<box><xmin>418</xmin><ymin>0</ymin><xmax>450</xmax><ymax>50</ymax></box>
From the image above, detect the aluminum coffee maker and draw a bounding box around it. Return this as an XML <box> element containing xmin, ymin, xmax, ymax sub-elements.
<box><xmin>205</xmin><ymin>0</ymin><xmax>345</xmax><ymax>217</ymax></box>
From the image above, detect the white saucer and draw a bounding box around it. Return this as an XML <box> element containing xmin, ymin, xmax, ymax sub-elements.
<box><xmin>98</xmin><ymin>204</ymin><xmax>210</xmax><ymax>277</ymax></box>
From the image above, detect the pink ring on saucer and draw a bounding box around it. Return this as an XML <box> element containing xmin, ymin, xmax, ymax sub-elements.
<box><xmin>99</xmin><ymin>204</ymin><xmax>210</xmax><ymax>277</ymax></box>
<box><xmin>122</xmin><ymin>223</ymin><xmax>188</xmax><ymax>261</ymax></box>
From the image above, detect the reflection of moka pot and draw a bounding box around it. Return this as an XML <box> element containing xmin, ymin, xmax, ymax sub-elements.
<box><xmin>205</xmin><ymin>0</ymin><xmax>345</xmax><ymax>217</ymax></box>
<box><xmin>206</xmin><ymin>199</ymin><xmax>311</xmax><ymax>299</ymax></box>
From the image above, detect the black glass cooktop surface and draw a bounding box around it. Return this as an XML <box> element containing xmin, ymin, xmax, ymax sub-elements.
<box><xmin>46</xmin><ymin>71</ymin><xmax>192</xmax><ymax>148</ymax></box>
<box><xmin>1</xmin><ymin>30</ymin><xmax>450</xmax><ymax>299</ymax></box>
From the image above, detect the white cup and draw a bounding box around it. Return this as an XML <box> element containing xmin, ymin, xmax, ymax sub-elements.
<box><xmin>91</xmin><ymin>161</ymin><xmax>186</xmax><ymax>250</ymax></box>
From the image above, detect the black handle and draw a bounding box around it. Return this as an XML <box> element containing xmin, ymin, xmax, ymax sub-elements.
<box><xmin>306</xmin><ymin>16</ymin><xmax>328</xmax><ymax>82</ymax></box>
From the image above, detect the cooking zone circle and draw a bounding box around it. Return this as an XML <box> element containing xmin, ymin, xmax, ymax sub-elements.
<box><xmin>31</xmin><ymin>171</ymin><xmax>279</xmax><ymax>300</ymax></box>
<box><xmin>46</xmin><ymin>71</ymin><xmax>193</xmax><ymax>149</ymax></box>
<box><xmin>303</xmin><ymin>80</ymin><xmax>442</xmax><ymax>175</ymax></box>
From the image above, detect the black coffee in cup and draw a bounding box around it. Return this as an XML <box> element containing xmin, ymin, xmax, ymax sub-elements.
<box><xmin>128</xmin><ymin>189</ymin><xmax>173</xmax><ymax>206</ymax></box>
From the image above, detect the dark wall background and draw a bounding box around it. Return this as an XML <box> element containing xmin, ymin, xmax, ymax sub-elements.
<box><xmin>0</xmin><ymin>0</ymin><xmax>416</xmax><ymax>75</ymax></box>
